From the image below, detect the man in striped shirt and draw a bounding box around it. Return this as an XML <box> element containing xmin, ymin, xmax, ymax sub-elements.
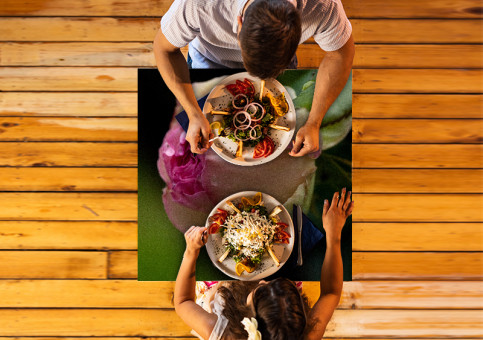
<box><xmin>154</xmin><ymin>0</ymin><xmax>354</xmax><ymax>156</ymax></box>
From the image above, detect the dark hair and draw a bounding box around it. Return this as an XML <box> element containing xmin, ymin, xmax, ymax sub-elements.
<box><xmin>239</xmin><ymin>0</ymin><xmax>301</xmax><ymax>79</ymax></box>
<box><xmin>253</xmin><ymin>278</ymin><xmax>309</xmax><ymax>339</ymax></box>
<box><xmin>217</xmin><ymin>281</ymin><xmax>259</xmax><ymax>339</ymax></box>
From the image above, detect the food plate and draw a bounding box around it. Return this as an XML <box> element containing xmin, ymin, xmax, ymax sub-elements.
<box><xmin>205</xmin><ymin>191</ymin><xmax>294</xmax><ymax>281</ymax></box>
<box><xmin>202</xmin><ymin>72</ymin><xmax>296</xmax><ymax>166</ymax></box>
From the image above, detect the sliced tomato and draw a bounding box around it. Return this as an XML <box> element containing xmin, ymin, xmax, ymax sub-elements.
<box><xmin>263</xmin><ymin>136</ymin><xmax>275</xmax><ymax>157</ymax></box>
<box><xmin>216</xmin><ymin>208</ymin><xmax>228</xmax><ymax>219</ymax></box>
<box><xmin>243</xmin><ymin>78</ymin><xmax>255</xmax><ymax>96</ymax></box>
<box><xmin>253</xmin><ymin>139</ymin><xmax>267</xmax><ymax>158</ymax></box>
<box><xmin>208</xmin><ymin>223</ymin><xmax>220</xmax><ymax>234</ymax></box>
<box><xmin>276</xmin><ymin>222</ymin><xmax>288</xmax><ymax>229</ymax></box>
<box><xmin>225</xmin><ymin>84</ymin><xmax>239</xmax><ymax>96</ymax></box>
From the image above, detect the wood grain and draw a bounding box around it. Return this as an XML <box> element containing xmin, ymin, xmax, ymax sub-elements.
<box><xmin>0</xmin><ymin>142</ymin><xmax>137</xmax><ymax>167</ymax></box>
<box><xmin>353</xmin><ymin>169</ymin><xmax>483</xmax><ymax>193</ymax></box>
<box><xmin>0</xmin><ymin>67</ymin><xmax>137</xmax><ymax>91</ymax></box>
<box><xmin>108</xmin><ymin>249</ymin><xmax>483</xmax><ymax>280</ymax></box>
<box><xmin>0</xmin><ymin>117</ymin><xmax>137</xmax><ymax>141</ymax></box>
<box><xmin>298</xmin><ymin>44</ymin><xmax>483</xmax><ymax>69</ymax></box>
<box><xmin>353</xmin><ymin>252</ymin><xmax>483</xmax><ymax>280</ymax></box>
<box><xmin>0</xmin><ymin>92</ymin><xmax>137</xmax><ymax>117</ymax></box>
<box><xmin>0</xmin><ymin>221</ymin><xmax>137</xmax><ymax>249</ymax></box>
<box><xmin>1</xmin><ymin>280</ymin><xmax>481</xmax><ymax>309</ymax></box>
<box><xmin>352</xmin><ymin>19</ymin><xmax>483</xmax><ymax>43</ymax></box>
<box><xmin>352</xmin><ymin>194</ymin><xmax>483</xmax><ymax>222</ymax></box>
<box><xmin>0</xmin><ymin>251</ymin><xmax>107</xmax><ymax>279</ymax></box>
<box><xmin>0</xmin><ymin>309</ymin><xmax>480</xmax><ymax>337</ymax></box>
<box><xmin>0</xmin><ymin>42</ymin><xmax>155</xmax><ymax>67</ymax></box>
<box><xmin>353</xmin><ymin>119</ymin><xmax>483</xmax><ymax>143</ymax></box>
<box><xmin>3</xmin><ymin>43</ymin><xmax>482</xmax><ymax>69</ymax></box>
<box><xmin>1</xmin><ymin>18</ymin><xmax>481</xmax><ymax>43</ymax></box>
<box><xmin>0</xmin><ymin>0</ymin><xmax>481</xmax><ymax>18</ymax></box>
<box><xmin>108</xmin><ymin>251</ymin><xmax>137</xmax><ymax>279</ymax></box>
<box><xmin>0</xmin><ymin>17</ymin><xmax>159</xmax><ymax>42</ymax></box>
<box><xmin>0</xmin><ymin>168</ymin><xmax>137</xmax><ymax>191</ymax></box>
<box><xmin>353</xmin><ymin>94</ymin><xmax>483</xmax><ymax>118</ymax></box>
<box><xmin>0</xmin><ymin>193</ymin><xmax>137</xmax><ymax>221</ymax></box>
<box><xmin>353</xmin><ymin>144</ymin><xmax>483</xmax><ymax>168</ymax></box>
<box><xmin>3</xmin><ymin>68</ymin><xmax>481</xmax><ymax>93</ymax></box>
<box><xmin>353</xmin><ymin>223</ymin><xmax>483</xmax><ymax>251</ymax></box>
<box><xmin>353</xmin><ymin>69</ymin><xmax>483</xmax><ymax>93</ymax></box>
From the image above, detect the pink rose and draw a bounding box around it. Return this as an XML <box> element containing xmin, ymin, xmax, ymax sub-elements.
<box><xmin>157</xmin><ymin>124</ymin><xmax>213</xmax><ymax>213</ymax></box>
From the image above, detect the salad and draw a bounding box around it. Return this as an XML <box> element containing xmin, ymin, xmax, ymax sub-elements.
<box><xmin>210</xmin><ymin>78</ymin><xmax>289</xmax><ymax>159</ymax></box>
<box><xmin>207</xmin><ymin>192</ymin><xmax>291</xmax><ymax>276</ymax></box>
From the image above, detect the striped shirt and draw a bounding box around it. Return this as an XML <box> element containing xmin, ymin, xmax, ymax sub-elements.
<box><xmin>161</xmin><ymin>0</ymin><xmax>352</xmax><ymax>68</ymax></box>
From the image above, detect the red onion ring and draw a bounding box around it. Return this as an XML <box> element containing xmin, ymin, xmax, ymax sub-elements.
<box><xmin>233</xmin><ymin>111</ymin><xmax>251</xmax><ymax>129</ymax></box>
<box><xmin>249</xmin><ymin>125</ymin><xmax>262</xmax><ymax>140</ymax></box>
<box><xmin>233</xmin><ymin>128</ymin><xmax>251</xmax><ymax>141</ymax></box>
<box><xmin>244</xmin><ymin>102</ymin><xmax>265</xmax><ymax>122</ymax></box>
<box><xmin>232</xmin><ymin>94</ymin><xmax>248</xmax><ymax>109</ymax></box>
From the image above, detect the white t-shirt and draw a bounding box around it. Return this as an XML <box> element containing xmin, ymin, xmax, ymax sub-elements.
<box><xmin>161</xmin><ymin>0</ymin><xmax>352</xmax><ymax>68</ymax></box>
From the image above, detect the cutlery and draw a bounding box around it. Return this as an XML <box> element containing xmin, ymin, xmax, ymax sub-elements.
<box><xmin>296</xmin><ymin>205</ymin><xmax>303</xmax><ymax>266</ymax></box>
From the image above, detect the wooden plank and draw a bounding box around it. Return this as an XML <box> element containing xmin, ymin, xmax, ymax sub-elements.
<box><xmin>353</xmin><ymin>223</ymin><xmax>483</xmax><ymax>251</ymax></box>
<box><xmin>0</xmin><ymin>251</ymin><xmax>107</xmax><ymax>279</ymax></box>
<box><xmin>353</xmin><ymin>194</ymin><xmax>483</xmax><ymax>222</ymax></box>
<box><xmin>0</xmin><ymin>17</ymin><xmax>159</xmax><ymax>42</ymax></box>
<box><xmin>353</xmin><ymin>252</ymin><xmax>483</xmax><ymax>280</ymax></box>
<box><xmin>344</xmin><ymin>0</ymin><xmax>483</xmax><ymax>18</ymax></box>
<box><xmin>298</xmin><ymin>44</ymin><xmax>483</xmax><ymax>69</ymax></box>
<box><xmin>0</xmin><ymin>193</ymin><xmax>137</xmax><ymax>221</ymax></box>
<box><xmin>0</xmin><ymin>309</ymin><xmax>190</xmax><ymax>337</ymax></box>
<box><xmin>1</xmin><ymin>280</ymin><xmax>481</xmax><ymax>310</ymax></box>
<box><xmin>0</xmin><ymin>168</ymin><xmax>137</xmax><ymax>191</ymax></box>
<box><xmin>0</xmin><ymin>67</ymin><xmax>136</xmax><ymax>92</ymax></box>
<box><xmin>353</xmin><ymin>169</ymin><xmax>483</xmax><ymax>193</ymax></box>
<box><xmin>0</xmin><ymin>142</ymin><xmax>137</xmax><ymax>167</ymax></box>
<box><xmin>0</xmin><ymin>42</ymin><xmax>155</xmax><ymax>67</ymax></box>
<box><xmin>3</xmin><ymin>43</ymin><xmax>482</xmax><ymax>69</ymax></box>
<box><xmin>0</xmin><ymin>18</ymin><xmax>481</xmax><ymax>43</ymax></box>
<box><xmin>353</xmin><ymin>69</ymin><xmax>483</xmax><ymax>93</ymax></box>
<box><xmin>352</xmin><ymin>19</ymin><xmax>483</xmax><ymax>43</ymax></box>
<box><xmin>353</xmin><ymin>94</ymin><xmax>483</xmax><ymax>118</ymax></box>
<box><xmin>0</xmin><ymin>92</ymin><xmax>137</xmax><ymax>117</ymax></box>
<box><xmin>0</xmin><ymin>0</ymin><xmax>481</xmax><ymax>18</ymax></box>
<box><xmin>353</xmin><ymin>144</ymin><xmax>483</xmax><ymax>168</ymax></box>
<box><xmin>0</xmin><ymin>221</ymin><xmax>137</xmax><ymax>249</ymax></box>
<box><xmin>0</xmin><ymin>309</ymin><xmax>480</xmax><ymax>337</ymax></box>
<box><xmin>109</xmin><ymin>251</ymin><xmax>137</xmax><ymax>279</ymax></box>
<box><xmin>3</xmin><ymin>68</ymin><xmax>482</xmax><ymax>93</ymax></box>
<box><xmin>353</xmin><ymin>119</ymin><xmax>483</xmax><ymax>143</ymax></box>
<box><xmin>0</xmin><ymin>117</ymin><xmax>137</xmax><ymax>141</ymax></box>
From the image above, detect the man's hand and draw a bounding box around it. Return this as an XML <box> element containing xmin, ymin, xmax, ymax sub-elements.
<box><xmin>322</xmin><ymin>188</ymin><xmax>353</xmax><ymax>242</ymax></box>
<box><xmin>184</xmin><ymin>226</ymin><xmax>208</xmax><ymax>257</ymax></box>
<box><xmin>186</xmin><ymin>113</ymin><xmax>213</xmax><ymax>154</ymax></box>
<box><xmin>289</xmin><ymin>122</ymin><xmax>320</xmax><ymax>157</ymax></box>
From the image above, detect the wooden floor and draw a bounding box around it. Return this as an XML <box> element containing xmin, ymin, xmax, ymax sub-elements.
<box><xmin>0</xmin><ymin>0</ymin><xmax>482</xmax><ymax>338</ymax></box>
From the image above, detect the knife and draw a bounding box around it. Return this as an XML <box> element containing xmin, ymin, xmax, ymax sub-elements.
<box><xmin>296</xmin><ymin>205</ymin><xmax>303</xmax><ymax>266</ymax></box>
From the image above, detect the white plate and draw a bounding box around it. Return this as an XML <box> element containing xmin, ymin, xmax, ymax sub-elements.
<box><xmin>205</xmin><ymin>191</ymin><xmax>294</xmax><ymax>281</ymax></box>
<box><xmin>202</xmin><ymin>72</ymin><xmax>296</xmax><ymax>166</ymax></box>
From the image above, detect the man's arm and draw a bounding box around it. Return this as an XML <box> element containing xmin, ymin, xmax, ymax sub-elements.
<box><xmin>153</xmin><ymin>29</ymin><xmax>212</xmax><ymax>153</ymax></box>
<box><xmin>290</xmin><ymin>35</ymin><xmax>354</xmax><ymax>157</ymax></box>
<box><xmin>304</xmin><ymin>189</ymin><xmax>353</xmax><ymax>339</ymax></box>
<box><xmin>174</xmin><ymin>226</ymin><xmax>217</xmax><ymax>339</ymax></box>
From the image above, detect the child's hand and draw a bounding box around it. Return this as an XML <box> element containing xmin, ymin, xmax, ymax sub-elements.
<box><xmin>184</xmin><ymin>226</ymin><xmax>208</xmax><ymax>256</ymax></box>
<box><xmin>322</xmin><ymin>188</ymin><xmax>353</xmax><ymax>242</ymax></box>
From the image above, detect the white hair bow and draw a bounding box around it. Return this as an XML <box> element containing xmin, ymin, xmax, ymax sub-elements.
<box><xmin>241</xmin><ymin>317</ymin><xmax>262</xmax><ymax>340</ymax></box>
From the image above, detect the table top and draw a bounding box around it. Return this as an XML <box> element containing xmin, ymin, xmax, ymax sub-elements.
<box><xmin>138</xmin><ymin>68</ymin><xmax>352</xmax><ymax>281</ymax></box>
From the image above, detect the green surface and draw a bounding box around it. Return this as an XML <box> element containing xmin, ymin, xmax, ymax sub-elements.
<box><xmin>138</xmin><ymin>70</ymin><xmax>352</xmax><ymax>281</ymax></box>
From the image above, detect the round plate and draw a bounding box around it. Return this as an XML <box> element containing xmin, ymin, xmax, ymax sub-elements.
<box><xmin>205</xmin><ymin>191</ymin><xmax>294</xmax><ymax>281</ymax></box>
<box><xmin>202</xmin><ymin>72</ymin><xmax>296</xmax><ymax>166</ymax></box>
